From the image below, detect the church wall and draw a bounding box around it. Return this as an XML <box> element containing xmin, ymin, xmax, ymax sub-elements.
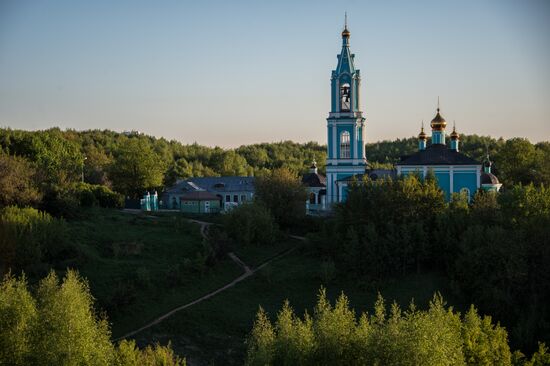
<box><xmin>434</xmin><ymin>171</ymin><xmax>451</xmax><ymax>200</ymax></box>
<box><xmin>327</xmin><ymin>127</ymin><xmax>332</xmax><ymax>159</ymax></box>
<box><xmin>357</xmin><ymin>126</ymin><xmax>363</xmax><ymax>158</ymax></box>
<box><xmin>453</xmin><ymin>172</ymin><xmax>478</xmax><ymax>199</ymax></box>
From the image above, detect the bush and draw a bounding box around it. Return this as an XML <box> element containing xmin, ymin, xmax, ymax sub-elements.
<box><xmin>0</xmin><ymin>271</ymin><xmax>186</xmax><ymax>365</ymax></box>
<box><xmin>71</xmin><ymin>182</ymin><xmax>124</xmax><ymax>208</ymax></box>
<box><xmin>0</xmin><ymin>206</ymin><xmax>72</xmax><ymax>275</ymax></box>
<box><xmin>254</xmin><ymin>167</ymin><xmax>307</xmax><ymax>228</ymax></box>
<box><xmin>115</xmin><ymin>340</ymin><xmax>186</xmax><ymax>366</ymax></box>
<box><xmin>0</xmin><ymin>154</ymin><xmax>41</xmax><ymax>208</ymax></box>
<box><xmin>224</xmin><ymin>202</ymin><xmax>278</xmax><ymax>246</ymax></box>
<box><xmin>246</xmin><ymin>289</ymin><xmax>512</xmax><ymax>366</ymax></box>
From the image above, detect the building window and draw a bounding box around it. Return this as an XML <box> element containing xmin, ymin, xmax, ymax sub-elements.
<box><xmin>225</xmin><ymin>195</ymin><xmax>230</xmax><ymax>202</ymax></box>
<box><xmin>340</xmin><ymin>131</ymin><xmax>350</xmax><ymax>159</ymax></box>
<box><xmin>309</xmin><ymin>192</ymin><xmax>316</xmax><ymax>204</ymax></box>
<box><xmin>233</xmin><ymin>195</ymin><xmax>238</xmax><ymax>202</ymax></box>
<box><xmin>340</xmin><ymin>83</ymin><xmax>350</xmax><ymax>111</ymax></box>
<box><xmin>241</xmin><ymin>195</ymin><xmax>246</xmax><ymax>202</ymax></box>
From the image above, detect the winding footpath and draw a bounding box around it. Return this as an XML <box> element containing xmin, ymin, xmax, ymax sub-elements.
<box><xmin>115</xmin><ymin>217</ymin><xmax>302</xmax><ymax>341</ymax></box>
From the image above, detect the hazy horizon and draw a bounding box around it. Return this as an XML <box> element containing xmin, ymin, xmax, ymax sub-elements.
<box><xmin>1</xmin><ymin>0</ymin><xmax>549</xmax><ymax>147</ymax></box>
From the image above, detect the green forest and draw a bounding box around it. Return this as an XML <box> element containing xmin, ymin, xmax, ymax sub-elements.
<box><xmin>1</xmin><ymin>127</ymin><xmax>550</xmax><ymax>365</ymax></box>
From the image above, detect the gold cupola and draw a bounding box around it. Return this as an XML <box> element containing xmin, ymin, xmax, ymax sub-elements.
<box><xmin>430</xmin><ymin>107</ymin><xmax>447</xmax><ymax>131</ymax></box>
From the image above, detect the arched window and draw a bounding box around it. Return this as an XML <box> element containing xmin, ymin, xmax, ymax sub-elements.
<box><xmin>340</xmin><ymin>131</ymin><xmax>351</xmax><ymax>158</ymax></box>
<box><xmin>309</xmin><ymin>192</ymin><xmax>316</xmax><ymax>204</ymax></box>
<box><xmin>460</xmin><ymin>188</ymin><xmax>471</xmax><ymax>202</ymax></box>
<box><xmin>340</xmin><ymin>83</ymin><xmax>351</xmax><ymax>111</ymax></box>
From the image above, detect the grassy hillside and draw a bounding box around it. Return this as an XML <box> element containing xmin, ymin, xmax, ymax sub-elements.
<box><xmin>54</xmin><ymin>209</ymin><xmax>461</xmax><ymax>365</ymax></box>
<box><xmin>66</xmin><ymin>209</ymin><xmax>243</xmax><ymax>336</ymax></box>
<box><xmin>130</xmin><ymin>248</ymin><xmax>457</xmax><ymax>365</ymax></box>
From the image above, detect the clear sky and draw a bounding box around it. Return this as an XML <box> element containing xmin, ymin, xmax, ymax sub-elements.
<box><xmin>1</xmin><ymin>0</ymin><xmax>549</xmax><ymax>147</ymax></box>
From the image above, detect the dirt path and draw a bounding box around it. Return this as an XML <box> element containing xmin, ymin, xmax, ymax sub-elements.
<box><xmin>186</xmin><ymin>219</ymin><xmax>251</xmax><ymax>273</ymax></box>
<box><xmin>115</xmin><ymin>218</ymin><xmax>302</xmax><ymax>341</ymax></box>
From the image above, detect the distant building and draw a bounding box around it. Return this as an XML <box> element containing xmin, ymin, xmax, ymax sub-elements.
<box><xmin>396</xmin><ymin>105</ymin><xmax>502</xmax><ymax>199</ymax></box>
<box><xmin>302</xmin><ymin>161</ymin><xmax>327</xmax><ymax>214</ymax></box>
<box><xmin>324</xmin><ymin>20</ymin><xmax>367</xmax><ymax>205</ymax></box>
<box><xmin>396</xmin><ymin>107</ymin><xmax>488</xmax><ymax>201</ymax></box>
<box><xmin>301</xmin><ymin>20</ymin><xmax>501</xmax><ymax>212</ymax></box>
<box><xmin>162</xmin><ymin>176</ymin><xmax>254</xmax><ymax>212</ymax></box>
<box><xmin>179</xmin><ymin>191</ymin><xmax>221</xmax><ymax>214</ymax></box>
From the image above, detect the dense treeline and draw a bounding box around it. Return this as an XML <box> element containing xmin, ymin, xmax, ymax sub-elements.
<box><xmin>246</xmin><ymin>289</ymin><xmax>550</xmax><ymax>366</ymax></box>
<box><xmin>2</xmin><ymin>128</ymin><xmax>549</xmax><ymax>212</ymax></box>
<box><xmin>309</xmin><ymin>175</ymin><xmax>550</xmax><ymax>354</ymax></box>
<box><xmin>0</xmin><ymin>270</ymin><xmax>185</xmax><ymax>365</ymax></box>
<box><xmin>0</xmin><ymin>128</ymin><xmax>325</xmax><ymax>201</ymax></box>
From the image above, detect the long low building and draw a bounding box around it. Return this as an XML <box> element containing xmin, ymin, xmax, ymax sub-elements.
<box><xmin>161</xmin><ymin>176</ymin><xmax>255</xmax><ymax>212</ymax></box>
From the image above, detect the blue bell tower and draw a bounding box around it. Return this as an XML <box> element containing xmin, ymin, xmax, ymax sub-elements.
<box><xmin>325</xmin><ymin>18</ymin><xmax>367</xmax><ymax>205</ymax></box>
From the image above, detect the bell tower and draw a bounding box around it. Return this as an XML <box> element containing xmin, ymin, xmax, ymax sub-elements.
<box><xmin>325</xmin><ymin>17</ymin><xmax>367</xmax><ymax>205</ymax></box>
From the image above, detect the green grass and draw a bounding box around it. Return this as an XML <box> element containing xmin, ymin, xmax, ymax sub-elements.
<box><xmin>231</xmin><ymin>238</ymin><xmax>297</xmax><ymax>268</ymax></box>
<box><xmin>130</xmin><ymin>246</ymin><xmax>463</xmax><ymax>365</ymax></box>
<box><xmin>66</xmin><ymin>208</ymin><xmax>243</xmax><ymax>336</ymax></box>
<box><xmin>62</xmin><ymin>209</ymin><xmax>463</xmax><ymax>365</ymax></box>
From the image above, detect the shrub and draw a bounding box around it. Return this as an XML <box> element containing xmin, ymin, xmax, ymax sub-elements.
<box><xmin>0</xmin><ymin>271</ymin><xmax>186</xmax><ymax>365</ymax></box>
<box><xmin>115</xmin><ymin>340</ymin><xmax>186</xmax><ymax>366</ymax></box>
<box><xmin>0</xmin><ymin>154</ymin><xmax>41</xmax><ymax>208</ymax></box>
<box><xmin>0</xmin><ymin>206</ymin><xmax>71</xmax><ymax>275</ymax></box>
<box><xmin>246</xmin><ymin>289</ymin><xmax>513</xmax><ymax>366</ymax></box>
<box><xmin>71</xmin><ymin>182</ymin><xmax>124</xmax><ymax>208</ymax></box>
<box><xmin>224</xmin><ymin>202</ymin><xmax>278</xmax><ymax>246</ymax></box>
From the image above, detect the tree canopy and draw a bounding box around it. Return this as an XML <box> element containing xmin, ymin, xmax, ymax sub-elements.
<box><xmin>246</xmin><ymin>288</ymin><xmax>515</xmax><ymax>366</ymax></box>
<box><xmin>0</xmin><ymin>270</ymin><xmax>186</xmax><ymax>366</ymax></box>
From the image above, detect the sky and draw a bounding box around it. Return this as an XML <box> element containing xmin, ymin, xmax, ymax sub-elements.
<box><xmin>0</xmin><ymin>0</ymin><xmax>549</xmax><ymax>147</ymax></box>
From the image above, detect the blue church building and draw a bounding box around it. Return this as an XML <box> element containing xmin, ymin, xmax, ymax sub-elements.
<box><xmin>396</xmin><ymin>107</ymin><xmax>482</xmax><ymax>201</ymax></box>
<box><xmin>303</xmin><ymin>21</ymin><xmax>502</xmax><ymax>212</ymax></box>
<box><xmin>324</xmin><ymin>21</ymin><xmax>367</xmax><ymax>205</ymax></box>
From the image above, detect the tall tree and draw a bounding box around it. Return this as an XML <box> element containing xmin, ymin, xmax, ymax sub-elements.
<box><xmin>110</xmin><ymin>138</ymin><xmax>165</xmax><ymax>197</ymax></box>
<box><xmin>254</xmin><ymin>167</ymin><xmax>307</xmax><ymax>228</ymax></box>
<box><xmin>0</xmin><ymin>154</ymin><xmax>41</xmax><ymax>208</ymax></box>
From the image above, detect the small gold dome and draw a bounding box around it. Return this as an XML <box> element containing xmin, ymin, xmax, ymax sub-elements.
<box><xmin>418</xmin><ymin>129</ymin><xmax>427</xmax><ymax>140</ymax></box>
<box><xmin>342</xmin><ymin>27</ymin><xmax>350</xmax><ymax>38</ymax></box>
<box><xmin>430</xmin><ymin>108</ymin><xmax>447</xmax><ymax>131</ymax></box>
<box><xmin>450</xmin><ymin>127</ymin><xmax>459</xmax><ymax>140</ymax></box>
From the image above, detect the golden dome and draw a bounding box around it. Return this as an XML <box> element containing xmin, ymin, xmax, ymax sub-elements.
<box><xmin>430</xmin><ymin>108</ymin><xmax>447</xmax><ymax>131</ymax></box>
<box><xmin>342</xmin><ymin>27</ymin><xmax>350</xmax><ymax>38</ymax></box>
<box><xmin>450</xmin><ymin>127</ymin><xmax>459</xmax><ymax>140</ymax></box>
<box><xmin>418</xmin><ymin>128</ymin><xmax>427</xmax><ymax>140</ymax></box>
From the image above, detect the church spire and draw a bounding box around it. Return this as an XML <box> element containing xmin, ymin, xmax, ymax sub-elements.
<box><xmin>336</xmin><ymin>14</ymin><xmax>355</xmax><ymax>75</ymax></box>
<box><xmin>450</xmin><ymin>121</ymin><xmax>460</xmax><ymax>151</ymax></box>
<box><xmin>418</xmin><ymin>120</ymin><xmax>427</xmax><ymax>151</ymax></box>
<box><xmin>342</xmin><ymin>12</ymin><xmax>350</xmax><ymax>40</ymax></box>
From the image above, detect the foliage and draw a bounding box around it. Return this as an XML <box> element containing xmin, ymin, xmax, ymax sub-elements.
<box><xmin>313</xmin><ymin>175</ymin><xmax>444</xmax><ymax>280</ymax></box>
<box><xmin>0</xmin><ymin>153</ymin><xmax>41</xmax><ymax>208</ymax></box>
<box><xmin>0</xmin><ymin>271</ymin><xmax>186</xmax><ymax>366</ymax></box>
<box><xmin>254</xmin><ymin>167</ymin><xmax>308</xmax><ymax>228</ymax></box>
<box><xmin>246</xmin><ymin>289</ymin><xmax>512</xmax><ymax>366</ymax></box>
<box><xmin>0</xmin><ymin>128</ymin><xmax>548</xmax><ymax>207</ymax></box>
<box><xmin>0</xmin><ymin>206</ymin><xmax>72</xmax><ymax>276</ymax></box>
<box><xmin>0</xmin><ymin>273</ymin><xmax>36</xmax><ymax>366</ymax></box>
<box><xmin>115</xmin><ymin>340</ymin><xmax>186</xmax><ymax>366</ymax></box>
<box><xmin>224</xmin><ymin>202</ymin><xmax>278</xmax><ymax>246</ymax></box>
<box><xmin>70</xmin><ymin>182</ymin><xmax>124</xmax><ymax>208</ymax></box>
<box><xmin>315</xmin><ymin>181</ymin><xmax>550</xmax><ymax>355</ymax></box>
<box><xmin>110</xmin><ymin>138</ymin><xmax>165</xmax><ymax>197</ymax></box>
